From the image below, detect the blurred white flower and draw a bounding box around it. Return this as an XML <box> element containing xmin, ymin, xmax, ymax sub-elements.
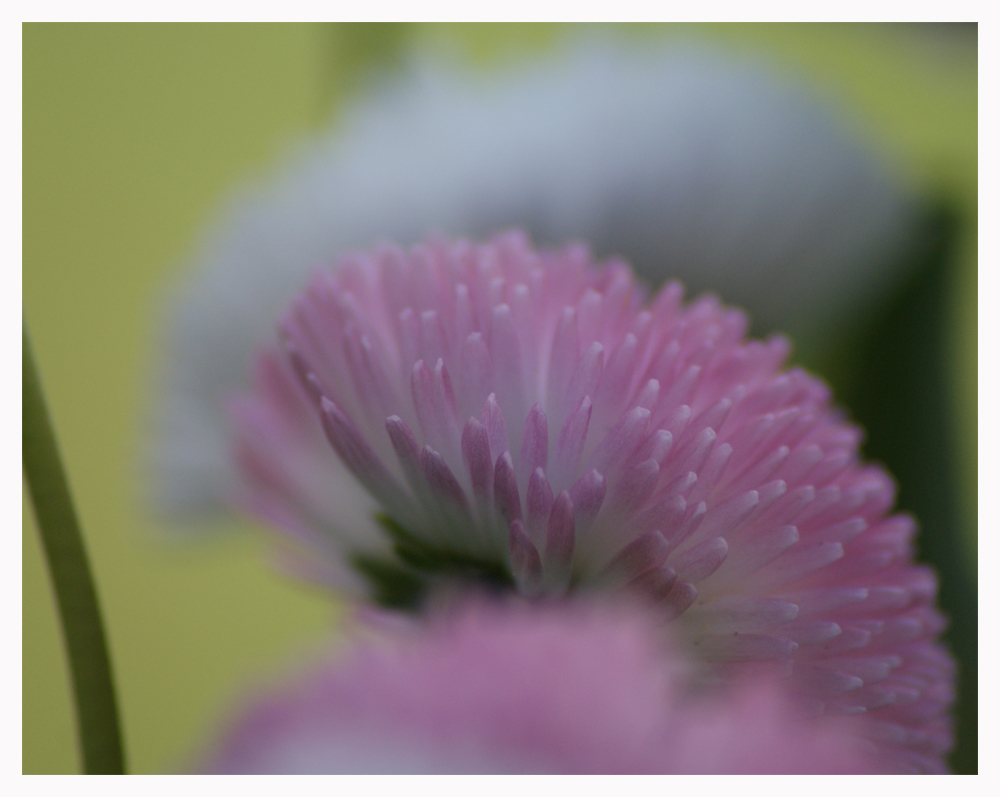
<box><xmin>152</xmin><ymin>37</ymin><xmax>916</xmax><ymax>520</ymax></box>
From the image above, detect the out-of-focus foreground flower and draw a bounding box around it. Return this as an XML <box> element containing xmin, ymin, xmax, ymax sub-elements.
<box><xmin>153</xmin><ymin>39</ymin><xmax>917</xmax><ymax>520</ymax></box>
<box><xmin>233</xmin><ymin>231</ymin><xmax>953</xmax><ymax>772</ymax></box>
<box><xmin>200</xmin><ymin>600</ymin><xmax>879</xmax><ymax>774</ymax></box>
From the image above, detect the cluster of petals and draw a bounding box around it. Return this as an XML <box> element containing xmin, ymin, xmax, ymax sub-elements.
<box><xmin>154</xmin><ymin>40</ymin><xmax>915</xmax><ymax>521</ymax></box>
<box><xmin>201</xmin><ymin>600</ymin><xmax>877</xmax><ymax>774</ymax></box>
<box><xmin>231</xmin><ymin>231</ymin><xmax>953</xmax><ymax>772</ymax></box>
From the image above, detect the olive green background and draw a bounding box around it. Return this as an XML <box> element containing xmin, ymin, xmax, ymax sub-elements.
<box><xmin>23</xmin><ymin>23</ymin><xmax>976</xmax><ymax>774</ymax></box>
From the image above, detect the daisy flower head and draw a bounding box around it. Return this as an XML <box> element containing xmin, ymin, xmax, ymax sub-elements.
<box><xmin>232</xmin><ymin>231</ymin><xmax>953</xmax><ymax>772</ymax></box>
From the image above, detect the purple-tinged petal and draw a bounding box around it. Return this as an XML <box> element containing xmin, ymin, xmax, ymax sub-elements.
<box><xmin>751</xmin><ymin>480</ymin><xmax>787</xmax><ymax>519</ymax></box>
<box><xmin>669</xmin><ymin>500</ymin><xmax>707</xmax><ymax>551</ymax></box>
<box><xmin>661</xmin><ymin>365</ymin><xmax>701</xmax><ymax>409</ymax></box>
<box><xmin>493</xmin><ymin>450</ymin><xmax>522</xmax><ymax>526</ymax></box>
<box><xmin>563</xmin><ymin>342</ymin><xmax>603</xmax><ymax>417</ymax></box>
<box><xmin>411</xmin><ymin>359</ymin><xmax>438</xmax><ymax>442</ymax></box>
<box><xmin>808</xmin><ymin>451</ymin><xmax>854</xmax><ymax>489</ymax></box>
<box><xmin>525</xmin><ymin>468</ymin><xmax>554</xmax><ymax>542</ymax></box>
<box><xmin>671</xmin><ymin>537</ymin><xmax>729</xmax><ymax>583</ymax></box>
<box><xmin>873</xmin><ymin>616</ymin><xmax>925</xmax><ymax>646</ymax></box>
<box><xmin>568</xmin><ymin>469</ymin><xmax>605</xmax><ymax>532</ymax></box>
<box><xmin>779</xmin><ymin>444</ymin><xmax>825</xmax><ymax>488</ymax></box>
<box><xmin>397</xmin><ymin>307</ymin><xmax>420</xmax><ymax>373</ymax></box>
<box><xmin>635</xmin><ymin>428</ymin><xmax>672</xmax><ymax>466</ymax></box>
<box><xmin>606</xmin><ymin>458</ymin><xmax>659</xmax><ymax>516</ymax></box>
<box><xmin>687</xmin><ymin>597</ymin><xmax>799</xmax><ymax>635</ymax></box>
<box><xmin>659</xmin><ymin>470</ymin><xmax>698</xmax><ymax>502</ymax></box>
<box><xmin>589</xmin><ymin>406</ymin><xmax>651</xmax><ymax>477</ymax></box>
<box><xmin>508</xmin><ymin>520</ymin><xmax>542</xmax><ymax>596</ymax></box>
<box><xmin>813</xmin><ymin>518</ymin><xmax>867</xmax><ymax>546</ymax></box>
<box><xmin>490</xmin><ymin>304</ymin><xmax>527</xmax><ymax>444</ymax></box>
<box><xmin>550</xmin><ymin>395</ymin><xmax>592</xmax><ymax>492</ymax></box>
<box><xmin>460</xmin><ymin>333</ymin><xmax>492</xmax><ymax>421</ymax></box>
<box><xmin>797</xmin><ymin>666</ymin><xmax>866</xmax><ymax>696</ymax></box>
<box><xmin>692</xmin><ymin>398</ymin><xmax>733</xmax><ymax>439</ymax></box>
<box><xmin>304</xmin><ymin>373</ymin><xmax>327</xmax><ymax>410</ymax></box>
<box><xmin>696</xmin><ymin>489</ymin><xmax>759</xmax><ymax>540</ymax></box>
<box><xmin>755</xmin><ymin>484</ymin><xmax>816</xmax><ymax>528</ymax></box>
<box><xmin>419</xmin><ymin>445</ymin><xmax>469</xmax><ymax>514</ymax></box>
<box><xmin>626</xmin><ymin>565</ymin><xmax>678</xmax><ymax>603</ymax></box>
<box><xmin>545</xmin><ymin>306</ymin><xmax>579</xmax><ymax>417</ymax></box>
<box><xmin>631</xmin><ymin>496</ymin><xmax>687</xmax><ymax>542</ymax></box>
<box><xmin>518</xmin><ymin>403</ymin><xmax>548</xmax><ymax>488</ymax></box>
<box><xmin>385</xmin><ymin>415</ymin><xmax>424</xmax><ymax>495</ymax></box>
<box><xmin>434</xmin><ymin>358</ymin><xmax>459</xmax><ymax>417</ymax></box>
<box><xmin>480</xmin><ymin>393</ymin><xmax>509</xmax><ymax>463</ymax></box>
<box><xmin>576</xmin><ymin>288</ymin><xmax>603</xmax><ymax>343</ymax></box>
<box><xmin>285</xmin><ymin>341</ymin><xmax>323</xmax><ymax>408</ymax></box>
<box><xmin>433</xmin><ymin>358</ymin><xmax>462</xmax><ymax>463</ymax></box>
<box><xmin>411</xmin><ymin>358</ymin><xmax>461</xmax><ymax>465</ymax></box>
<box><xmin>695</xmin><ymin>633</ymin><xmax>799</xmax><ymax>661</ymax></box>
<box><xmin>777</xmin><ymin>620</ymin><xmax>842</xmax><ymax>646</ymax></box>
<box><xmin>601</xmin><ymin>530</ymin><xmax>671</xmax><ymax>585</ymax></box>
<box><xmin>593</xmin><ymin>332</ymin><xmax>638</xmax><ymax>421</ymax></box>
<box><xmin>419</xmin><ymin>309</ymin><xmax>448</xmax><ymax>367</ymax></box>
<box><xmin>817</xmin><ymin>625</ymin><xmax>875</xmax><ymax>656</ymax></box>
<box><xmin>793</xmin><ymin>485</ymin><xmax>842</xmax><ymax>527</ymax></box>
<box><xmin>846</xmin><ymin>586</ymin><xmax>910</xmax><ymax>614</ymax></box>
<box><xmin>780</xmin><ymin>587</ymin><xmax>869</xmax><ymax>617</ymax></box>
<box><xmin>461</xmin><ymin>417</ymin><xmax>493</xmax><ymax>502</ymax></box>
<box><xmin>711</xmin><ymin>524</ymin><xmax>799</xmax><ymax>586</ymax></box>
<box><xmin>454</xmin><ymin>283</ymin><xmax>475</xmax><ymax>346</ymax></box>
<box><xmin>543</xmin><ymin>491</ymin><xmax>575</xmax><ymax>592</ymax></box>
<box><xmin>660</xmin><ymin>580</ymin><xmax>698</xmax><ymax>621</ymax></box>
<box><xmin>817</xmin><ymin>655</ymin><xmax>902</xmax><ymax>684</ymax></box>
<box><xmin>727</xmin><ymin>445</ymin><xmax>790</xmax><ymax>494</ymax></box>
<box><xmin>343</xmin><ymin>325</ymin><xmax>399</xmax><ymax>428</ymax></box>
<box><xmin>660</xmin><ymin>403</ymin><xmax>692</xmax><ymax>442</ymax></box>
<box><xmin>319</xmin><ymin>397</ymin><xmax>412</xmax><ymax>517</ymax></box>
<box><xmin>665</xmin><ymin>427</ymin><xmax>717</xmax><ymax>484</ymax></box>
<box><xmin>742</xmin><ymin>542</ymin><xmax>846</xmax><ymax>593</ymax></box>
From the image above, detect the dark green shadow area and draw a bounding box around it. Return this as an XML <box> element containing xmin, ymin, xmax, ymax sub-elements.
<box><xmin>822</xmin><ymin>205</ymin><xmax>976</xmax><ymax>774</ymax></box>
<box><xmin>352</xmin><ymin>513</ymin><xmax>516</xmax><ymax>613</ymax></box>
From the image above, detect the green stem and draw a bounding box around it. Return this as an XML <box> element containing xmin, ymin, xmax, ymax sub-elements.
<box><xmin>22</xmin><ymin>323</ymin><xmax>125</xmax><ymax>775</ymax></box>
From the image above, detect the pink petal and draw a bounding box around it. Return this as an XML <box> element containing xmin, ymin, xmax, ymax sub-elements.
<box><xmin>508</xmin><ymin>520</ymin><xmax>543</xmax><ymax>596</ymax></box>
<box><xmin>543</xmin><ymin>491</ymin><xmax>575</xmax><ymax>591</ymax></box>
<box><xmin>493</xmin><ymin>450</ymin><xmax>522</xmax><ymax>526</ymax></box>
<box><xmin>518</xmin><ymin>403</ymin><xmax>549</xmax><ymax>489</ymax></box>
<box><xmin>525</xmin><ymin>467</ymin><xmax>554</xmax><ymax>542</ymax></box>
<box><xmin>319</xmin><ymin>397</ymin><xmax>411</xmax><ymax>517</ymax></box>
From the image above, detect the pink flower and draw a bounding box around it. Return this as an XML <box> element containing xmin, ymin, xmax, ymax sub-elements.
<box><xmin>200</xmin><ymin>600</ymin><xmax>877</xmax><ymax>774</ymax></box>
<box><xmin>230</xmin><ymin>231</ymin><xmax>953</xmax><ymax>772</ymax></box>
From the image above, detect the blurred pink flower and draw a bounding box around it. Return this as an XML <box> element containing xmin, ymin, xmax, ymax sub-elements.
<box><xmin>201</xmin><ymin>600</ymin><xmax>877</xmax><ymax>774</ymax></box>
<box><xmin>230</xmin><ymin>231</ymin><xmax>953</xmax><ymax>772</ymax></box>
